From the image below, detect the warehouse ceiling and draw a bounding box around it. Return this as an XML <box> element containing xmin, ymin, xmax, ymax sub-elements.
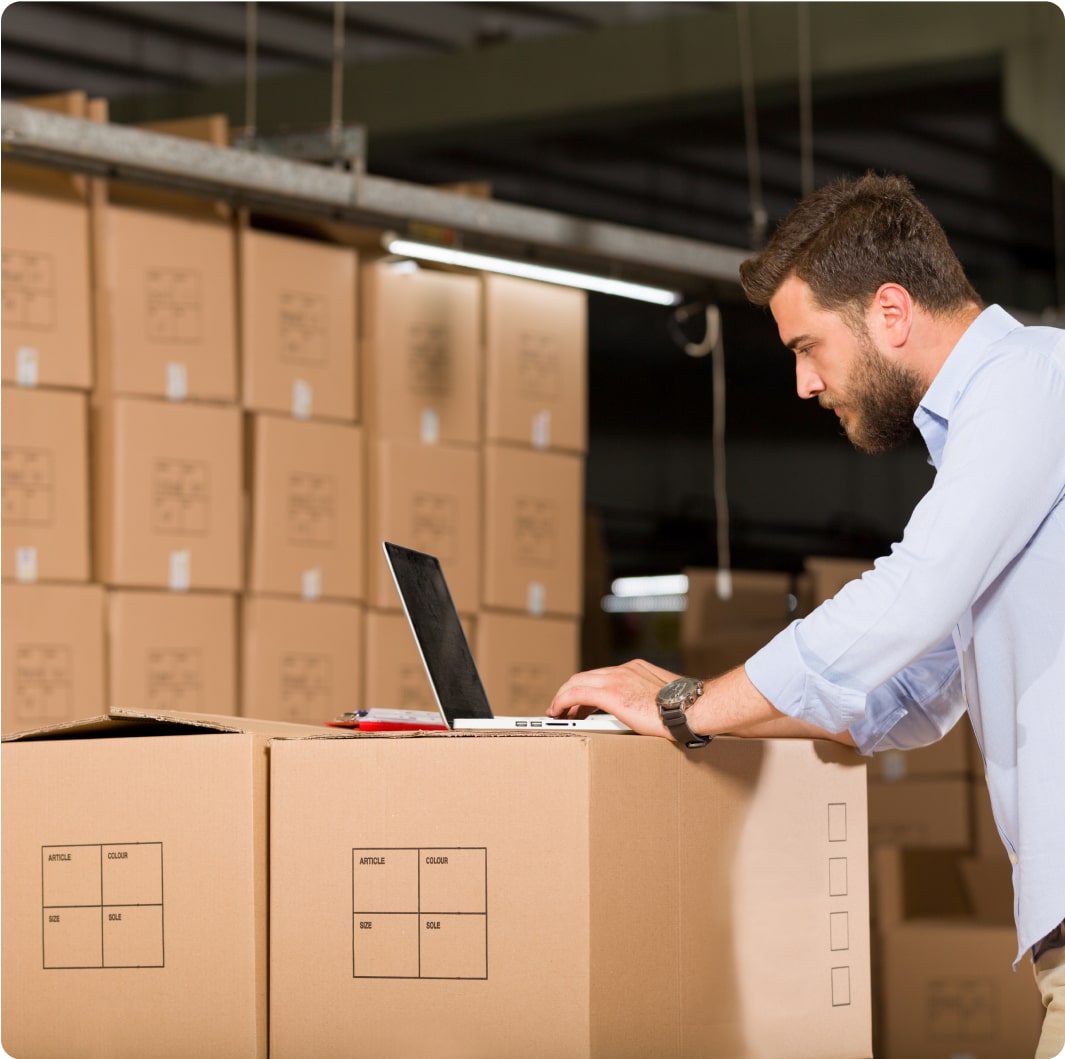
<box><xmin>3</xmin><ymin>1</ymin><xmax>1065</xmax><ymax>581</ymax></box>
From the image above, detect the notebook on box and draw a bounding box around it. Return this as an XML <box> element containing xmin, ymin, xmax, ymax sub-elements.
<box><xmin>383</xmin><ymin>541</ymin><xmax>631</xmax><ymax>734</ymax></box>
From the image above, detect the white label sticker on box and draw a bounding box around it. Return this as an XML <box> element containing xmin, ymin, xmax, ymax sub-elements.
<box><xmin>166</xmin><ymin>362</ymin><xmax>188</xmax><ymax>401</ymax></box>
<box><xmin>292</xmin><ymin>379</ymin><xmax>313</xmax><ymax>420</ymax></box>
<box><xmin>531</xmin><ymin>411</ymin><xmax>551</xmax><ymax>450</ymax></box>
<box><xmin>527</xmin><ymin>581</ymin><xmax>546</xmax><ymax>616</ymax></box>
<box><xmin>420</xmin><ymin>408</ymin><xmax>440</xmax><ymax>445</ymax></box>
<box><xmin>168</xmin><ymin>549</ymin><xmax>191</xmax><ymax>591</ymax></box>
<box><xmin>302</xmin><ymin>568</ymin><xmax>322</xmax><ymax>601</ymax></box>
<box><xmin>16</xmin><ymin>348</ymin><xmax>39</xmax><ymax>387</ymax></box>
<box><xmin>15</xmin><ymin>547</ymin><xmax>38</xmax><ymax>583</ymax></box>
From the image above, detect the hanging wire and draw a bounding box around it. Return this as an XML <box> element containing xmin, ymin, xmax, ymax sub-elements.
<box><xmin>797</xmin><ymin>1</ymin><xmax>814</xmax><ymax>197</ymax></box>
<box><xmin>244</xmin><ymin>1</ymin><xmax>258</xmax><ymax>140</ymax></box>
<box><xmin>331</xmin><ymin>2</ymin><xmax>346</xmax><ymax>154</ymax></box>
<box><xmin>736</xmin><ymin>3</ymin><xmax>767</xmax><ymax>248</ymax></box>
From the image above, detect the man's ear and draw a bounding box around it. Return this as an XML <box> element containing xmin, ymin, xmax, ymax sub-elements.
<box><xmin>868</xmin><ymin>283</ymin><xmax>913</xmax><ymax>348</ymax></box>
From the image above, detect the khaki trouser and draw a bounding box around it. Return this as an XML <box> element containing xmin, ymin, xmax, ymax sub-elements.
<box><xmin>1034</xmin><ymin>924</ymin><xmax>1065</xmax><ymax>1059</ymax></box>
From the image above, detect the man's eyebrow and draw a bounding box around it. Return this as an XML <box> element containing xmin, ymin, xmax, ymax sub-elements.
<box><xmin>784</xmin><ymin>333</ymin><xmax>817</xmax><ymax>352</ymax></box>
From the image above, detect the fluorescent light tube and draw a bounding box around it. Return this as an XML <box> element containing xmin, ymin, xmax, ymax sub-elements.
<box><xmin>384</xmin><ymin>236</ymin><xmax>682</xmax><ymax>306</ymax></box>
<box><xmin>610</xmin><ymin>574</ymin><xmax>690</xmax><ymax>597</ymax></box>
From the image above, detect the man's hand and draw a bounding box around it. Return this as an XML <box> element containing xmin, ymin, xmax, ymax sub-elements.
<box><xmin>548</xmin><ymin>659</ymin><xmax>683</xmax><ymax>738</ymax></box>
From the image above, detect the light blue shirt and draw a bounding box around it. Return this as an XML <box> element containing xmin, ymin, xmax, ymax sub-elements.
<box><xmin>745</xmin><ymin>305</ymin><xmax>1065</xmax><ymax>965</ymax></box>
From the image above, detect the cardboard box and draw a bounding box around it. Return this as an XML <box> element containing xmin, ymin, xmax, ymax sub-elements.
<box><xmin>1</xmin><ymin>582</ymin><xmax>105</xmax><ymax>735</ymax></box>
<box><xmin>361</xmin><ymin>261</ymin><xmax>482</xmax><ymax>444</ymax></box>
<box><xmin>97</xmin><ymin>203</ymin><xmax>237</xmax><ymax>401</ymax></box>
<box><xmin>2</xmin><ymin>386</ymin><xmax>90</xmax><ymax>582</ymax></box>
<box><xmin>247</xmin><ymin>414</ymin><xmax>364</xmax><ymax>602</ymax></box>
<box><xmin>240</xmin><ymin>228</ymin><xmax>358</xmax><ymax>421</ymax></box>
<box><xmin>802</xmin><ymin>556</ymin><xmax>877</xmax><ymax>610</ymax></box>
<box><xmin>874</xmin><ymin>847</ymin><xmax>1042</xmax><ymax>1059</ymax></box>
<box><xmin>474</xmin><ymin>611</ymin><xmax>579</xmax><ymax>716</ymax></box>
<box><xmin>1</xmin><ymin>708</ymin><xmax>348</xmax><ymax>1059</ymax></box>
<box><xmin>682</xmin><ymin>626</ymin><xmax>784</xmax><ymax>681</ymax></box>
<box><xmin>682</xmin><ymin>568</ymin><xmax>797</xmax><ymax>645</ymax></box>
<box><xmin>483</xmin><ymin>274</ymin><xmax>587</xmax><ymax>452</ymax></box>
<box><xmin>363</xmin><ymin>608</ymin><xmax>451</xmax><ymax>714</ymax></box>
<box><xmin>94</xmin><ymin>397</ymin><xmax>243</xmax><ymax>591</ymax></box>
<box><xmin>867</xmin><ymin>778</ymin><xmax>971</xmax><ymax>849</ymax></box>
<box><xmin>242</xmin><ymin>595</ymin><xmax>363</xmax><ymax>725</ymax></box>
<box><xmin>269</xmin><ymin>735</ymin><xmax>871</xmax><ymax>1059</ymax></box>
<box><xmin>866</xmin><ymin>718</ymin><xmax>973</xmax><ymax>782</ymax></box>
<box><xmin>2</xmin><ymin>189</ymin><xmax>94</xmax><ymax>389</ymax></box>
<box><xmin>482</xmin><ymin>443</ymin><xmax>583</xmax><ymax>617</ymax></box>
<box><xmin>108</xmin><ymin>589</ymin><xmax>238</xmax><ymax>716</ymax></box>
<box><xmin>366</xmin><ymin>439</ymin><xmax>480</xmax><ymax>613</ymax></box>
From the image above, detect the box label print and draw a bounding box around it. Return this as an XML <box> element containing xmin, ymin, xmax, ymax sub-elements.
<box><xmin>3</xmin><ymin>447</ymin><xmax>54</xmax><ymax>525</ymax></box>
<box><xmin>15</xmin><ymin>644</ymin><xmax>72</xmax><ymax>723</ymax></box>
<box><xmin>352</xmin><ymin>848</ymin><xmax>487</xmax><ymax>980</ymax></box>
<box><xmin>152</xmin><ymin>459</ymin><xmax>210</xmax><ymax>535</ymax></box>
<box><xmin>279</xmin><ymin>291</ymin><xmax>328</xmax><ymax>366</ymax></box>
<box><xmin>3</xmin><ymin>249</ymin><xmax>55</xmax><ymax>329</ymax></box>
<box><xmin>145</xmin><ymin>268</ymin><xmax>201</xmax><ymax>343</ymax></box>
<box><xmin>42</xmin><ymin>842</ymin><xmax>164</xmax><ymax>969</ymax></box>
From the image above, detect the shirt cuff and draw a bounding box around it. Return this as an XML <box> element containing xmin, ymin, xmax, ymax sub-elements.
<box><xmin>745</xmin><ymin>621</ymin><xmax>869</xmax><ymax>733</ymax></box>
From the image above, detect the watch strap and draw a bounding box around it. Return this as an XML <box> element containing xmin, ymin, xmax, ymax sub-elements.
<box><xmin>659</xmin><ymin>705</ymin><xmax>712</xmax><ymax>749</ymax></box>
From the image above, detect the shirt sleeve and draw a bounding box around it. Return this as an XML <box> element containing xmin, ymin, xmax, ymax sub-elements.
<box><xmin>745</xmin><ymin>339</ymin><xmax>1065</xmax><ymax>734</ymax></box>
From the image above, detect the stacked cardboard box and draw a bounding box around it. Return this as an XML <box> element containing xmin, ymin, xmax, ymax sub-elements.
<box><xmin>477</xmin><ymin>275</ymin><xmax>585</xmax><ymax>714</ymax></box>
<box><xmin>2</xmin><ymin>92</ymin><xmax>106</xmax><ymax>735</ymax></box>
<box><xmin>3</xmin><ymin>717</ymin><xmax>873</xmax><ymax>1058</ymax></box>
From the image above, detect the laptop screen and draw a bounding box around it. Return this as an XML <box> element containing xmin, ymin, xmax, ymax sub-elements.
<box><xmin>383</xmin><ymin>542</ymin><xmax>494</xmax><ymax>724</ymax></box>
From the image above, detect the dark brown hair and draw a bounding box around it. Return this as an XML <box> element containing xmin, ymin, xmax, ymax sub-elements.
<box><xmin>738</xmin><ymin>172</ymin><xmax>981</xmax><ymax>322</ymax></box>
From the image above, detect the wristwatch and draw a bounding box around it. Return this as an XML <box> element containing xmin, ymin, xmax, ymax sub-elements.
<box><xmin>656</xmin><ymin>676</ymin><xmax>712</xmax><ymax>748</ymax></box>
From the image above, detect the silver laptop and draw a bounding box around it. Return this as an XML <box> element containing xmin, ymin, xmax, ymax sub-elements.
<box><xmin>382</xmin><ymin>541</ymin><xmax>631</xmax><ymax>734</ymax></box>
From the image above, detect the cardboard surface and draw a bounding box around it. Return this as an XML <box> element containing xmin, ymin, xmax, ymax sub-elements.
<box><xmin>682</xmin><ymin>568</ymin><xmax>797</xmax><ymax>643</ymax></box>
<box><xmin>866</xmin><ymin>718</ymin><xmax>973</xmax><ymax>781</ymax></box>
<box><xmin>240</xmin><ymin>228</ymin><xmax>358</xmax><ymax>420</ymax></box>
<box><xmin>269</xmin><ymin>735</ymin><xmax>871</xmax><ymax>1059</ymax></box>
<box><xmin>801</xmin><ymin>556</ymin><xmax>877</xmax><ymax>610</ymax></box>
<box><xmin>482</xmin><ymin>444</ymin><xmax>583</xmax><ymax>616</ymax></box>
<box><xmin>867</xmin><ymin>777</ymin><xmax>971</xmax><ymax>849</ymax></box>
<box><xmin>241</xmin><ymin>595</ymin><xmax>363</xmax><ymax>725</ymax></box>
<box><xmin>108</xmin><ymin>589</ymin><xmax>238</xmax><ymax>716</ymax></box>
<box><xmin>1</xmin><ymin>582</ymin><xmax>105</xmax><ymax>735</ymax></box>
<box><xmin>98</xmin><ymin>204</ymin><xmax>237</xmax><ymax>401</ymax></box>
<box><xmin>246</xmin><ymin>414</ymin><xmax>365</xmax><ymax>601</ymax></box>
<box><xmin>1</xmin><ymin>189</ymin><xmax>94</xmax><ymax>389</ymax></box>
<box><xmin>93</xmin><ymin>397</ymin><xmax>243</xmax><ymax>591</ymax></box>
<box><xmin>1</xmin><ymin>708</ymin><xmax>347</xmax><ymax>1059</ymax></box>
<box><xmin>360</xmin><ymin>262</ymin><xmax>482</xmax><ymax>444</ymax></box>
<box><xmin>2</xmin><ymin>385</ymin><xmax>90</xmax><ymax>582</ymax></box>
<box><xmin>473</xmin><ymin>610</ymin><xmax>579</xmax><ymax>716</ymax></box>
<box><xmin>874</xmin><ymin>847</ymin><xmax>1042</xmax><ymax>1059</ymax></box>
<box><xmin>366</xmin><ymin>439</ymin><xmax>481</xmax><ymax>612</ymax></box>
<box><xmin>483</xmin><ymin>274</ymin><xmax>587</xmax><ymax>452</ymax></box>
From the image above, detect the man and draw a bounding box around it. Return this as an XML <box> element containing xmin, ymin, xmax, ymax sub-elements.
<box><xmin>549</xmin><ymin>173</ymin><xmax>1065</xmax><ymax>1058</ymax></box>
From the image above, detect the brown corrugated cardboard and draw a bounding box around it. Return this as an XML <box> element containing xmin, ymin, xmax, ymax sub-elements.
<box><xmin>2</xmin><ymin>386</ymin><xmax>90</xmax><ymax>582</ymax></box>
<box><xmin>240</xmin><ymin>228</ymin><xmax>358</xmax><ymax>420</ymax></box>
<box><xmin>364</xmin><ymin>609</ymin><xmax>444</xmax><ymax>714</ymax></box>
<box><xmin>108</xmin><ymin>589</ymin><xmax>238</xmax><ymax>716</ymax></box>
<box><xmin>93</xmin><ymin>396</ymin><xmax>243</xmax><ymax>591</ymax></box>
<box><xmin>97</xmin><ymin>203</ymin><xmax>237</xmax><ymax>401</ymax></box>
<box><xmin>682</xmin><ymin>568</ymin><xmax>797</xmax><ymax>645</ymax></box>
<box><xmin>874</xmin><ymin>847</ymin><xmax>1042</xmax><ymax>1059</ymax></box>
<box><xmin>242</xmin><ymin>595</ymin><xmax>363</xmax><ymax>724</ymax></box>
<box><xmin>866</xmin><ymin>718</ymin><xmax>974</xmax><ymax>782</ymax></box>
<box><xmin>269</xmin><ymin>734</ymin><xmax>871</xmax><ymax>1059</ymax></box>
<box><xmin>1</xmin><ymin>582</ymin><xmax>105</xmax><ymax>735</ymax></box>
<box><xmin>482</xmin><ymin>443</ymin><xmax>583</xmax><ymax>617</ymax></box>
<box><xmin>366</xmin><ymin>438</ymin><xmax>480</xmax><ymax>613</ymax></box>
<box><xmin>867</xmin><ymin>777</ymin><xmax>971</xmax><ymax>848</ymax></box>
<box><xmin>682</xmin><ymin>626</ymin><xmax>783</xmax><ymax>681</ymax></box>
<box><xmin>1</xmin><ymin>707</ymin><xmax>349</xmax><ymax>1059</ymax></box>
<box><xmin>2</xmin><ymin>190</ymin><xmax>94</xmax><ymax>389</ymax></box>
<box><xmin>247</xmin><ymin>413</ymin><xmax>364</xmax><ymax>601</ymax></box>
<box><xmin>802</xmin><ymin>556</ymin><xmax>877</xmax><ymax>610</ymax></box>
<box><xmin>473</xmin><ymin>610</ymin><xmax>579</xmax><ymax>716</ymax></box>
<box><xmin>360</xmin><ymin>261</ymin><xmax>482</xmax><ymax>444</ymax></box>
<box><xmin>483</xmin><ymin>274</ymin><xmax>587</xmax><ymax>452</ymax></box>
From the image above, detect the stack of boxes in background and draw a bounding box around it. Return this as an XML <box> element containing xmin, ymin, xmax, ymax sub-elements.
<box><xmin>2</xmin><ymin>100</ymin><xmax>586</xmax><ymax>735</ymax></box>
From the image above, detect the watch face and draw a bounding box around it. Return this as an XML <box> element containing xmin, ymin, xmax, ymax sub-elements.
<box><xmin>658</xmin><ymin>676</ymin><xmax>700</xmax><ymax>709</ymax></box>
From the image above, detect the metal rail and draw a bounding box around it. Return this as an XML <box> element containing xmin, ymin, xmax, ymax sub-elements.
<box><xmin>1</xmin><ymin>102</ymin><xmax>748</xmax><ymax>295</ymax></box>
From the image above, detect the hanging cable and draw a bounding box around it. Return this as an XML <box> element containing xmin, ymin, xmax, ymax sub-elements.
<box><xmin>244</xmin><ymin>2</ymin><xmax>258</xmax><ymax>141</ymax></box>
<box><xmin>797</xmin><ymin>1</ymin><xmax>814</xmax><ymax>197</ymax></box>
<box><xmin>736</xmin><ymin>3</ymin><xmax>767</xmax><ymax>248</ymax></box>
<box><xmin>331</xmin><ymin>2</ymin><xmax>346</xmax><ymax>155</ymax></box>
<box><xmin>668</xmin><ymin>304</ymin><xmax>732</xmax><ymax>599</ymax></box>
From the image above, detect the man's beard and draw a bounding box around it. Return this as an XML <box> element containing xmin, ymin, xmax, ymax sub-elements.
<box><xmin>820</xmin><ymin>329</ymin><xmax>925</xmax><ymax>454</ymax></box>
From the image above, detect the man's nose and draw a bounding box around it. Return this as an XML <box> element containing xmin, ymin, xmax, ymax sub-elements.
<box><xmin>796</xmin><ymin>362</ymin><xmax>825</xmax><ymax>400</ymax></box>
